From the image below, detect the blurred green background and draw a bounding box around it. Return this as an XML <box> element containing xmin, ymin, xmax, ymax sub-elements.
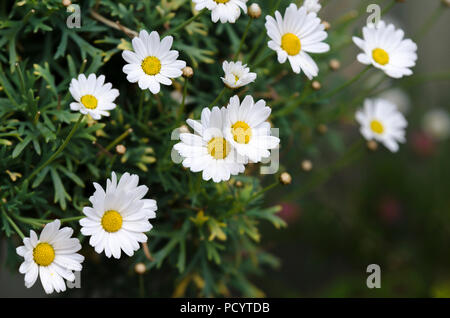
<box><xmin>253</xmin><ymin>0</ymin><xmax>450</xmax><ymax>298</ymax></box>
<box><xmin>1</xmin><ymin>0</ymin><xmax>449</xmax><ymax>297</ymax></box>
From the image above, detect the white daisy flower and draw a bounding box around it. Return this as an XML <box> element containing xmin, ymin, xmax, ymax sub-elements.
<box><xmin>224</xmin><ymin>95</ymin><xmax>280</xmax><ymax>162</ymax></box>
<box><xmin>221</xmin><ymin>60</ymin><xmax>257</xmax><ymax>89</ymax></box>
<box><xmin>122</xmin><ymin>30</ymin><xmax>186</xmax><ymax>94</ymax></box>
<box><xmin>303</xmin><ymin>0</ymin><xmax>321</xmax><ymax>13</ymax></box>
<box><xmin>265</xmin><ymin>3</ymin><xmax>330</xmax><ymax>79</ymax></box>
<box><xmin>193</xmin><ymin>0</ymin><xmax>248</xmax><ymax>23</ymax></box>
<box><xmin>355</xmin><ymin>98</ymin><xmax>408</xmax><ymax>152</ymax></box>
<box><xmin>69</xmin><ymin>74</ymin><xmax>119</xmax><ymax>120</ymax></box>
<box><xmin>79</xmin><ymin>172</ymin><xmax>157</xmax><ymax>259</ymax></box>
<box><xmin>174</xmin><ymin>106</ymin><xmax>245</xmax><ymax>183</ymax></box>
<box><xmin>16</xmin><ymin>220</ymin><xmax>84</xmax><ymax>294</ymax></box>
<box><xmin>352</xmin><ymin>20</ymin><xmax>418</xmax><ymax>78</ymax></box>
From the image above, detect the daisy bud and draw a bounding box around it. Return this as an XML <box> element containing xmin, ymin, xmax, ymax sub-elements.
<box><xmin>115</xmin><ymin>144</ymin><xmax>126</xmax><ymax>155</ymax></box>
<box><xmin>279</xmin><ymin>172</ymin><xmax>292</xmax><ymax>185</ymax></box>
<box><xmin>135</xmin><ymin>263</ymin><xmax>147</xmax><ymax>275</ymax></box>
<box><xmin>311</xmin><ymin>80</ymin><xmax>321</xmax><ymax>91</ymax></box>
<box><xmin>235</xmin><ymin>180</ymin><xmax>244</xmax><ymax>188</ymax></box>
<box><xmin>2</xmin><ymin>198</ymin><xmax>6</xmax><ymax>204</ymax></box>
<box><xmin>329</xmin><ymin>59</ymin><xmax>341</xmax><ymax>71</ymax></box>
<box><xmin>182</xmin><ymin>66</ymin><xmax>194</xmax><ymax>78</ymax></box>
<box><xmin>317</xmin><ymin>124</ymin><xmax>328</xmax><ymax>135</ymax></box>
<box><xmin>367</xmin><ymin>140</ymin><xmax>378</xmax><ymax>151</ymax></box>
<box><xmin>248</xmin><ymin>3</ymin><xmax>262</xmax><ymax>19</ymax></box>
<box><xmin>301</xmin><ymin>160</ymin><xmax>313</xmax><ymax>172</ymax></box>
<box><xmin>322</xmin><ymin>21</ymin><xmax>331</xmax><ymax>31</ymax></box>
<box><xmin>62</xmin><ymin>0</ymin><xmax>71</xmax><ymax>6</ymax></box>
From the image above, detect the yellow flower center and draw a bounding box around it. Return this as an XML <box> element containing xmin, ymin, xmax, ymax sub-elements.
<box><xmin>207</xmin><ymin>137</ymin><xmax>230</xmax><ymax>160</ymax></box>
<box><xmin>81</xmin><ymin>94</ymin><xmax>98</xmax><ymax>109</ymax></box>
<box><xmin>33</xmin><ymin>243</ymin><xmax>55</xmax><ymax>266</ymax></box>
<box><xmin>215</xmin><ymin>0</ymin><xmax>229</xmax><ymax>3</ymax></box>
<box><xmin>234</xmin><ymin>75</ymin><xmax>239</xmax><ymax>84</ymax></box>
<box><xmin>372</xmin><ymin>48</ymin><xmax>389</xmax><ymax>65</ymax></box>
<box><xmin>232</xmin><ymin>121</ymin><xmax>252</xmax><ymax>144</ymax></box>
<box><xmin>281</xmin><ymin>33</ymin><xmax>301</xmax><ymax>56</ymax></box>
<box><xmin>101</xmin><ymin>210</ymin><xmax>123</xmax><ymax>233</ymax></box>
<box><xmin>370</xmin><ymin>120</ymin><xmax>384</xmax><ymax>134</ymax></box>
<box><xmin>141</xmin><ymin>56</ymin><xmax>161</xmax><ymax>75</ymax></box>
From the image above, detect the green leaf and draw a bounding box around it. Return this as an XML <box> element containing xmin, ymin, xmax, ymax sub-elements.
<box><xmin>50</xmin><ymin>167</ymin><xmax>71</xmax><ymax>210</ymax></box>
<box><xmin>58</xmin><ymin>165</ymin><xmax>85</xmax><ymax>188</ymax></box>
<box><xmin>12</xmin><ymin>135</ymin><xmax>32</xmax><ymax>158</ymax></box>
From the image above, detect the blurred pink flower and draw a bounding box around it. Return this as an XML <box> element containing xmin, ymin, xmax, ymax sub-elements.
<box><xmin>410</xmin><ymin>131</ymin><xmax>435</xmax><ymax>157</ymax></box>
<box><xmin>378</xmin><ymin>196</ymin><xmax>402</xmax><ymax>224</ymax></box>
<box><xmin>278</xmin><ymin>202</ymin><xmax>301</xmax><ymax>223</ymax></box>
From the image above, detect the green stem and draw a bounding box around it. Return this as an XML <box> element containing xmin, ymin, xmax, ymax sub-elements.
<box><xmin>105</xmin><ymin>128</ymin><xmax>133</xmax><ymax>152</ymax></box>
<box><xmin>164</xmin><ymin>8</ymin><xmax>207</xmax><ymax>36</ymax></box>
<box><xmin>15</xmin><ymin>63</ymin><xmax>26</xmax><ymax>94</ymax></box>
<box><xmin>273</xmin><ymin>83</ymin><xmax>311</xmax><ymax>118</ymax></box>
<box><xmin>22</xmin><ymin>114</ymin><xmax>84</xmax><ymax>186</ymax></box>
<box><xmin>248</xmin><ymin>181</ymin><xmax>279</xmax><ymax>202</ymax></box>
<box><xmin>59</xmin><ymin>216</ymin><xmax>85</xmax><ymax>223</ymax></box>
<box><xmin>14</xmin><ymin>214</ymin><xmax>85</xmax><ymax>226</ymax></box>
<box><xmin>3</xmin><ymin>210</ymin><xmax>25</xmax><ymax>239</ymax></box>
<box><xmin>234</xmin><ymin>18</ymin><xmax>253</xmax><ymax>61</ymax></box>
<box><xmin>139</xmin><ymin>275</ymin><xmax>145</xmax><ymax>298</ymax></box>
<box><xmin>381</xmin><ymin>0</ymin><xmax>396</xmax><ymax>16</ymax></box>
<box><xmin>251</xmin><ymin>51</ymin><xmax>276</xmax><ymax>69</ymax></box>
<box><xmin>245</xmin><ymin>0</ymin><xmax>281</xmax><ymax>64</ymax></box>
<box><xmin>321</xmin><ymin>66</ymin><xmax>371</xmax><ymax>100</ymax></box>
<box><xmin>208</xmin><ymin>87</ymin><xmax>227</xmax><ymax>108</ymax></box>
<box><xmin>138</xmin><ymin>90</ymin><xmax>145</xmax><ymax>122</ymax></box>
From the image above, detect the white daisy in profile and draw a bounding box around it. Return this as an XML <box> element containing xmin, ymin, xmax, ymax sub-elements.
<box><xmin>303</xmin><ymin>0</ymin><xmax>321</xmax><ymax>13</ymax></box>
<box><xmin>265</xmin><ymin>3</ymin><xmax>330</xmax><ymax>79</ymax></box>
<box><xmin>16</xmin><ymin>220</ymin><xmax>84</xmax><ymax>294</ymax></box>
<box><xmin>122</xmin><ymin>30</ymin><xmax>186</xmax><ymax>94</ymax></box>
<box><xmin>224</xmin><ymin>95</ymin><xmax>279</xmax><ymax>162</ymax></box>
<box><xmin>355</xmin><ymin>98</ymin><xmax>407</xmax><ymax>152</ymax></box>
<box><xmin>174</xmin><ymin>107</ymin><xmax>245</xmax><ymax>183</ymax></box>
<box><xmin>79</xmin><ymin>172</ymin><xmax>157</xmax><ymax>259</ymax></box>
<box><xmin>193</xmin><ymin>0</ymin><xmax>248</xmax><ymax>23</ymax></box>
<box><xmin>352</xmin><ymin>20</ymin><xmax>418</xmax><ymax>78</ymax></box>
<box><xmin>221</xmin><ymin>60</ymin><xmax>257</xmax><ymax>89</ymax></box>
<box><xmin>69</xmin><ymin>74</ymin><xmax>119</xmax><ymax>120</ymax></box>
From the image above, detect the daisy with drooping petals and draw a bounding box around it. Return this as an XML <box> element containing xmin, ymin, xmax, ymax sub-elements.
<box><xmin>193</xmin><ymin>0</ymin><xmax>248</xmax><ymax>24</ymax></box>
<box><xmin>16</xmin><ymin>220</ymin><xmax>84</xmax><ymax>294</ymax></box>
<box><xmin>122</xmin><ymin>30</ymin><xmax>186</xmax><ymax>94</ymax></box>
<box><xmin>221</xmin><ymin>60</ymin><xmax>257</xmax><ymax>89</ymax></box>
<box><xmin>174</xmin><ymin>107</ymin><xmax>245</xmax><ymax>183</ymax></box>
<box><xmin>79</xmin><ymin>172</ymin><xmax>157</xmax><ymax>259</ymax></box>
<box><xmin>224</xmin><ymin>95</ymin><xmax>279</xmax><ymax>162</ymax></box>
<box><xmin>265</xmin><ymin>3</ymin><xmax>330</xmax><ymax>79</ymax></box>
<box><xmin>303</xmin><ymin>0</ymin><xmax>321</xmax><ymax>13</ymax></box>
<box><xmin>355</xmin><ymin>98</ymin><xmax>407</xmax><ymax>152</ymax></box>
<box><xmin>69</xmin><ymin>74</ymin><xmax>119</xmax><ymax>120</ymax></box>
<box><xmin>352</xmin><ymin>20</ymin><xmax>418</xmax><ymax>78</ymax></box>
